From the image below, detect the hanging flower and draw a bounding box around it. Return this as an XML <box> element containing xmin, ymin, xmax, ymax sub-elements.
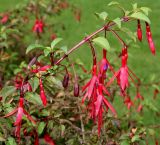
<box><xmin>137</xmin><ymin>20</ymin><xmax>142</xmax><ymax>41</ymax></box>
<box><xmin>146</xmin><ymin>22</ymin><xmax>156</xmax><ymax>55</ymax></box>
<box><xmin>39</xmin><ymin>78</ymin><xmax>47</xmax><ymax>106</ymax></box>
<box><xmin>3</xmin><ymin>97</ymin><xmax>36</xmax><ymax>141</ymax></box>
<box><xmin>32</xmin><ymin>19</ymin><xmax>44</xmax><ymax>33</ymax></box>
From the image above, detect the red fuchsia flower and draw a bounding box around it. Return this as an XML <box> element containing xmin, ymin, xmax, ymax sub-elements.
<box><xmin>82</xmin><ymin>64</ymin><xmax>116</xmax><ymax>136</ymax></box>
<box><xmin>0</xmin><ymin>14</ymin><xmax>9</xmax><ymax>24</ymax></box>
<box><xmin>146</xmin><ymin>22</ymin><xmax>156</xmax><ymax>55</ymax></box>
<box><xmin>3</xmin><ymin>97</ymin><xmax>36</xmax><ymax>141</ymax></box>
<box><xmin>74</xmin><ymin>9</ymin><xmax>81</xmax><ymax>22</ymax></box>
<box><xmin>44</xmin><ymin>133</ymin><xmax>55</xmax><ymax>145</ymax></box>
<box><xmin>99</xmin><ymin>49</ymin><xmax>108</xmax><ymax>76</ymax></box>
<box><xmin>51</xmin><ymin>33</ymin><xmax>57</xmax><ymax>40</ymax></box>
<box><xmin>137</xmin><ymin>20</ymin><xmax>142</xmax><ymax>41</ymax></box>
<box><xmin>82</xmin><ymin>65</ymin><xmax>98</xmax><ymax>103</ymax></box>
<box><xmin>39</xmin><ymin>78</ymin><xmax>47</xmax><ymax>106</ymax></box>
<box><xmin>31</xmin><ymin>65</ymin><xmax>51</xmax><ymax>73</ymax></box>
<box><xmin>106</xmin><ymin>47</ymin><xmax>129</xmax><ymax>91</ymax></box>
<box><xmin>14</xmin><ymin>74</ymin><xmax>32</xmax><ymax>92</ymax></box>
<box><xmin>32</xmin><ymin>19</ymin><xmax>44</xmax><ymax>33</ymax></box>
<box><xmin>137</xmin><ymin>104</ymin><xmax>143</xmax><ymax>112</ymax></box>
<box><xmin>124</xmin><ymin>96</ymin><xmax>133</xmax><ymax>110</ymax></box>
<box><xmin>95</xmin><ymin>83</ymin><xmax>116</xmax><ymax>136</ymax></box>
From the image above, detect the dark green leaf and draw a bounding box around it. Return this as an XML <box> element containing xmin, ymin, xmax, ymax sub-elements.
<box><xmin>38</xmin><ymin>122</ymin><xmax>46</xmax><ymax>135</ymax></box>
<box><xmin>29</xmin><ymin>77</ymin><xmax>39</xmax><ymax>92</ymax></box>
<box><xmin>25</xmin><ymin>92</ymin><xmax>42</xmax><ymax>105</ymax></box>
<box><xmin>0</xmin><ymin>86</ymin><xmax>16</xmax><ymax>101</ymax></box>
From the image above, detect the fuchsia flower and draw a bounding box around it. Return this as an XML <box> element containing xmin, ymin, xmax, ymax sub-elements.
<box><xmin>124</xmin><ymin>96</ymin><xmax>133</xmax><ymax>110</ymax></box>
<box><xmin>39</xmin><ymin>78</ymin><xmax>47</xmax><ymax>106</ymax></box>
<box><xmin>107</xmin><ymin>47</ymin><xmax>129</xmax><ymax>91</ymax></box>
<box><xmin>3</xmin><ymin>97</ymin><xmax>36</xmax><ymax>140</ymax></box>
<box><xmin>32</xmin><ymin>19</ymin><xmax>44</xmax><ymax>33</ymax></box>
<box><xmin>137</xmin><ymin>20</ymin><xmax>142</xmax><ymax>41</ymax></box>
<box><xmin>137</xmin><ymin>104</ymin><xmax>143</xmax><ymax>112</ymax></box>
<box><xmin>146</xmin><ymin>22</ymin><xmax>156</xmax><ymax>55</ymax></box>
<box><xmin>31</xmin><ymin>65</ymin><xmax>51</xmax><ymax>73</ymax></box>
<box><xmin>14</xmin><ymin>74</ymin><xmax>32</xmax><ymax>92</ymax></box>
<box><xmin>82</xmin><ymin>65</ymin><xmax>98</xmax><ymax>103</ymax></box>
<box><xmin>99</xmin><ymin>49</ymin><xmax>108</xmax><ymax>75</ymax></box>
<box><xmin>82</xmin><ymin>50</ymin><xmax>116</xmax><ymax>136</ymax></box>
<box><xmin>44</xmin><ymin>133</ymin><xmax>55</xmax><ymax>145</ymax></box>
<box><xmin>0</xmin><ymin>14</ymin><xmax>9</xmax><ymax>24</ymax></box>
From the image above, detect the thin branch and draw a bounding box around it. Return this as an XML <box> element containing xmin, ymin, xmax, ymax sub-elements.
<box><xmin>55</xmin><ymin>17</ymin><xmax>131</xmax><ymax>65</ymax></box>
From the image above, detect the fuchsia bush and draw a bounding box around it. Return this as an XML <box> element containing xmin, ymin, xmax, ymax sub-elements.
<box><xmin>0</xmin><ymin>1</ymin><xmax>159</xmax><ymax>145</ymax></box>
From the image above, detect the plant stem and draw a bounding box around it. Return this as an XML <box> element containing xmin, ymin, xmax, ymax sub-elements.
<box><xmin>55</xmin><ymin>17</ymin><xmax>131</xmax><ymax>65</ymax></box>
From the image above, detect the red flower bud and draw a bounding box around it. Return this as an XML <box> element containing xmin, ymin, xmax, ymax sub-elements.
<box><xmin>137</xmin><ymin>20</ymin><xmax>142</xmax><ymax>41</ymax></box>
<box><xmin>74</xmin><ymin>83</ymin><xmax>79</xmax><ymax>97</ymax></box>
<box><xmin>62</xmin><ymin>73</ymin><xmax>69</xmax><ymax>88</ymax></box>
<box><xmin>146</xmin><ymin>22</ymin><xmax>156</xmax><ymax>55</ymax></box>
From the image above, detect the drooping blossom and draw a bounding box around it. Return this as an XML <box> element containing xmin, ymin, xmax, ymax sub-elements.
<box><xmin>137</xmin><ymin>104</ymin><xmax>143</xmax><ymax>112</ymax></box>
<box><xmin>146</xmin><ymin>22</ymin><xmax>156</xmax><ymax>55</ymax></box>
<box><xmin>124</xmin><ymin>96</ymin><xmax>133</xmax><ymax>110</ymax></box>
<box><xmin>44</xmin><ymin>133</ymin><xmax>55</xmax><ymax>145</ymax></box>
<box><xmin>137</xmin><ymin>20</ymin><xmax>142</xmax><ymax>41</ymax></box>
<box><xmin>39</xmin><ymin>78</ymin><xmax>47</xmax><ymax>106</ymax></box>
<box><xmin>0</xmin><ymin>14</ymin><xmax>9</xmax><ymax>24</ymax></box>
<box><xmin>3</xmin><ymin>97</ymin><xmax>36</xmax><ymax>141</ymax></box>
<box><xmin>82</xmin><ymin>65</ymin><xmax>98</xmax><ymax>103</ymax></box>
<box><xmin>82</xmin><ymin>61</ymin><xmax>116</xmax><ymax>136</ymax></box>
<box><xmin>32</xmin><ymin>19</ymin><xmax>44</xmax><ymax>33</ymax></box>
<box><xmin>106</xmin><ymin>47</ymin><xmax>129</xmax><ymax>91</ymax></box>
<box><xmin>14</xmin><ymin>74</ymin><xmax>32</xmax><ymax>92</ymax></box>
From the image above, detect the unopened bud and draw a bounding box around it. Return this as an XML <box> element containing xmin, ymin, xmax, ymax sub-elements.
<box><xmin>74</xmin><ymin>83</ymin><xmax>79</xmax><ymax>97</ymax></box>
<box><xmin>62</xmin><ymin>73</ymin><xmax>69</xmax><ymax>88</ymax></box>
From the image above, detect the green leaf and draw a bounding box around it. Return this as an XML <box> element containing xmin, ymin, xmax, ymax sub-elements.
<box><xmin>44</xmin><ymin>47</ymin><xmax>51</xmax><ymax>56</ymax></box>
<box><xmin>6</xmin><ymin>137</ymin><xmax>17</xmax><ymax>145</ymax></box>
<box><xmin>113</xmin><ymin>17</ymin><xmax>121</xmax><ymax>28</ymax></box>
<box><xmin>29</xmin><ymin>77</ymin><xmax>39</xmax><ymax>92</ymax></box>
<box><xmin>25</xmin><ymin>92</ymin><xmax>42</xmax><ymax>105</ymax></box>
<box><xmin>26</xmin><ymin>44</ymin><xmax>44</xmax><ymax>54</ymax></box>
<box><xmin>130</xmin><ymin>12</ymin><xmax>150</xmax><ymax>24</ymax></box>
<box><xmin>132</xmin><ymin>3</ymin><xmax>137</xmax><ymax>10</ymax></box>
<box><xmin>140</xmin><ymin>7</ymin><xmax>151</xmax><ymax>16</ymax></box>
<box><xmin>60</xmin><ymin>46</ymin><xmax>68</xmax><ymax>53</ymax></box>
<box><xmin>108</xmin><ymin>1</ymin><xmax>119</xmax><ymax>6</ymax></box>
<box><xmin>95</xmin><ymin>12</ymin><xmax>108</xmax><ymax>21</ymax></box>
<box><xmin>120</xmin><ymin>140</ymin><xmax>130</xmax><ymax>145</ymax></box>
<box><xmin>131</xmin><ymin>135</ymin><xmax>140</xmax><ymax>142</ymax></box>
<box><xmin>0</xmin><ymin>86</ymin><xmax>16</xmax><ymax>100</ymax></box>
<box><xmin>38</xmin><ymin>122</ymin><xmax>46</xmax><ymax>135</ymax></box>
<box><xmin>51</xmin><ymin>38</ymin><xmax>63</xmax><ymax>49</ymax></box>
<box><xmin>93</xmin><ymin>37</ymin><xmax>110</xmax><ymax>51</ymax></box>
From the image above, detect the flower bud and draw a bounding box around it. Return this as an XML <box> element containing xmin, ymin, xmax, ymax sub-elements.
<box><xmin>74</xmin><ymin>83</ymin><xmax>79</xmax><ymax>97</ymax></box>
<box><xmin>137</xmin><ymin>20</ymin><xmax>142</xmax><ymax>41</ymax></box>
<box><xmin>62</xmin><ymin>73</ymin><xmax>69</xmax><ymax>88</ymax></box>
